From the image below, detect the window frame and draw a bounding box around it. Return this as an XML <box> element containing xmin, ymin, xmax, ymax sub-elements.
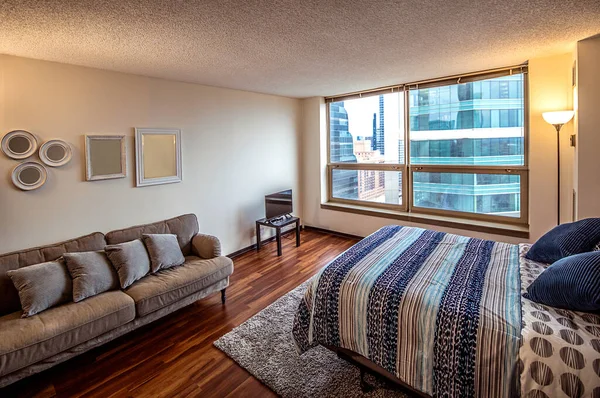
<box><xmin>326</xmin><ymin>163</ymin><xmax>409</xmax><ymax>212</ymax></box>
<box><xmin>325</xmin><ymin>65</ymin><xmax>529</xmax><ymax>226</ymax></box>
<box><xmin>408</xmin><ymin>165</ymin><xmax>529</xmax><ymax>225</ymax></box>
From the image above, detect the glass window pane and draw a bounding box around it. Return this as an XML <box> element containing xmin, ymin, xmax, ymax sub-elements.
<box><xmin>413</xmin><ymin>172</ymin><xmax>520</xmax><ymax>218</ymax></box>
<box><xmin>482</xmin><ymin>82</ymin><xmax>491</xmax><ymax>99</ymax></box>
<box><xmin>409</xmin><ymin>74</ymin><xmax>524</xmax><ymax>166</ymax></box>
<box><xmin>500</xmin><ymin>109</ymin><xmax>509</xmax><ymax>127</ymax></box>
<box><xmin>332</xmin><ymin>169</ymin><xmax>403</xmax><ymax>205</ymax></box>
<box><xmin>329</xmin><ymin>92</ymin><xmax>405</xmax><ymax>164</ymax></box>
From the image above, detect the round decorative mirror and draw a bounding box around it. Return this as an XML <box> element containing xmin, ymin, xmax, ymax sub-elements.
<box><xmin>39</xmin><ymin>140</ymin><xmax>72</xmax><ymax>167</ymax></box>
<box><xmin>11</xmin><ymin>162</ymin><xmax>48</xmax><ymax>191</ymax></box>
<box><xmin>1</xmin><ymin>130</ymin><xmax>38</xmax><ymax>160</ymax></box>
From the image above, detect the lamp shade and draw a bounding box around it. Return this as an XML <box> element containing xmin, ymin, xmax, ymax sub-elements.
<box><xmin>542</xmin><ymin>111</ymin><xmax>575</xmax><ymax>126</ymax></box>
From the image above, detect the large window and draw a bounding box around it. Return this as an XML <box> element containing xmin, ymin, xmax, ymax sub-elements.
<box><xmin>327</xmin><ymin>67</ymin><xmax>528</xmax><ymax>225</ymax></box>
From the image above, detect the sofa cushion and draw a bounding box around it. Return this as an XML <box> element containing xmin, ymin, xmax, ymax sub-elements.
<box><xmin>7</xmin><ymin>259</ymin><xmax>73</xmax><ymax>317</ymax></box>
<box><xmin>142</xmin><ymin>234</ymin><xmax>185</xmax><ymax>273</ymax></box>
<box><xmin>105</xmin><ymin>214</ymin><xmax>199</xmax><ymax>256</ymax></box>
<box><xmin>0</xmin><ymin>291</ymin><xmax>134</xmax><ymax>377</ymax></box>
<box><xmin>105</xmin><ymin>239</ymin><xmax>151</xmax><ymax>289</ymax></box>
<box><xmin>0</xmin><ymin>232</ymin><xmax>106</xmax><ymax>317</ymax></box>
<box><xmin>63</xmin><ymin>251</ymin><xmax>120</xmax><ymax>302</ymax></box>
<box><xmin>124</xmin><ymin>255</ymin><xmax>233</xmax><ymax>317</ymax></box>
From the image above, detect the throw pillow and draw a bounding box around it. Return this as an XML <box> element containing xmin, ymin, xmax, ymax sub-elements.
<box><xmin>7</xmin><ymin>259</ymin><xmax>72</xmax><ymax>317</ymax></box>
<box><xmin>142</xmin><ymin>234</ymin><xmax>185</xmax><ymax>273</ymax></box>
<box><xmin>63</xmin><ymin>251</ymin><xmax>120</xmax><ymax>302</ymax></box>
<box><xmin>105</xmin><ymin>239</ymin><xmax>151</xmax><ymax>289</ymax></box>
<box><xmin>524</xmin><ymin>251</ymin><xmax>600</xmax><ymax>312</ymax></box>
<box><xmin>525</xmin><ymin>218</ymin><xmax>600</xmax><ymax>264</ymax></box>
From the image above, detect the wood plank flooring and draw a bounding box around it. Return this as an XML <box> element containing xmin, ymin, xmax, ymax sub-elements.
<box><xmin>1</xmin><ymin>229</ymin><xmax>358</xmax><ymax>398</ymax></box>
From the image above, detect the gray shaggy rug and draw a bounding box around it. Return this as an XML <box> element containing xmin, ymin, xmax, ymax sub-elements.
<box><xmin>214</xmin><ymin>280</ymin><xmax>411</xmax><ymax>397</ymax></box>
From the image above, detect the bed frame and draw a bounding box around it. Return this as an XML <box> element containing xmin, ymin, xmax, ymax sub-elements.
<box><xmin>325</xmin><ymin>344</ymin><xmax>521</xmax><ymax>397</ymax></box>
<box><xmin>324</xmin><ymin>345</ymin><xmax>431</xmax><ymax>397</ymax></box>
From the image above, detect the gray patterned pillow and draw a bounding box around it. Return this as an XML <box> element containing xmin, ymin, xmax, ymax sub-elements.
<box><xmin>63</xmin><ymin>251</ymin><xmax>120</xmax><ymax>302</ymax></box>
<box><xmin>7</xmin><ymin>259</ymin><xmax>72</xmax><ymax>317</ymax></box>
<box><xmin>142</xmin><ymin>234</ymin><xmax>185</xmax><ymax>273</ymax></box>
<box><xmin>105</xmin><ymin>239</ymin><xmax>151</xmax><ymax>289</ymax></box>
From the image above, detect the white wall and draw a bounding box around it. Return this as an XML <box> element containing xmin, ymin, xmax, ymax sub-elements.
<box><xmin>576</xmin><ymin>35</ymin><xmax>600</xmax><ymax>219</ymax></box>
<box><xmin>301</xmin><ymin>53</ymin><xmax>577</xmax><ymax>243</ymax></box>
<box><xmin>0</xmin><ymin>55</ymin><xmax>302</xmax><ymax>255</ymax></box>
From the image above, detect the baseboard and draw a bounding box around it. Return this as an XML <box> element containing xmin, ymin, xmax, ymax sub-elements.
<box><xmin>226</xmin><ymin>225</ymin><xmax>363</xmax><ymax>259</ymax></box>
<box><xmin>303</xmin><ymin>225</ymin><xmax>363</xmax><ymax>241</ymax></box>
<box><xmin>226</xmin><ymin>228</ymin><xmax>298</xmax><ymax>259</ymax></box>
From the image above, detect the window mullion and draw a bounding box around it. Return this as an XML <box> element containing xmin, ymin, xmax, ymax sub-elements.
<box><xmin>404</xmin><ymin>89</ymin><xmax>411</xmax><ymax>214</ymax></box>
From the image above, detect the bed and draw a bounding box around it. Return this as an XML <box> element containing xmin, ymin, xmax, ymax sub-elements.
<box><xmin>292</xmin><ymin>225</ymin><xmax>600</xmax><ymax>398</ymax></box>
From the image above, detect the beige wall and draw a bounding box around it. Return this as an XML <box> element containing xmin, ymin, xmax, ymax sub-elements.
<box><xmin>528</xmin><ymin>53</ymin><xmax>575</xmax><ymax>229</ymax></box>
<box><xmin>0</xmin><ymin>55</ymin><xmax>302</xmax><ymax>255</ymax></box>
<box><xmin>576</xmin><ymin>35</ymin><xmax>600</xmax><ymax>219</ymax></box>
<box><xmin>301</xmin><ymin>52</ymin><xmax>577</xmax><ymax>243</ymax></box>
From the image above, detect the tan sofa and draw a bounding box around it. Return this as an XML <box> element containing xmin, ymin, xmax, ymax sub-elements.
<box><xmin>0</xmin><ymin>214</ymin><xmax>233</xmax><ymax>388</ymax></box>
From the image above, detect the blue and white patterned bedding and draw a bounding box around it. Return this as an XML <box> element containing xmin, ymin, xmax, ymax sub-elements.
<box><xmin>292</xmin><ymin>226</ymin><xmax>600</xmax><ymax>397</ymax></box>
<box><xmin>292</xmin><ymin>225</ymin><xmax>522</xmax><ymax>397</ymax></box>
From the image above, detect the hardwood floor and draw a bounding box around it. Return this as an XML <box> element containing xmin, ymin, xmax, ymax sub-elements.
<box><xmin>1</xmin><ymin>229</ymin><xmax>358</xmax><ymax>398</ymax></box>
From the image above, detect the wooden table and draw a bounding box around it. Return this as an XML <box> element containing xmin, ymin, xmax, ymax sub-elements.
<box><xmin>255</xmin><ymin>216</ymin><xmax>301</xmax><ymax>256</ymax></box>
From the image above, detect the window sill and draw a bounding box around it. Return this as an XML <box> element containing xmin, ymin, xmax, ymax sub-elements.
<box><xmin>320</xmin><ymin>202</ymin><xmax>529</xmax><ymax>239</ymax></box>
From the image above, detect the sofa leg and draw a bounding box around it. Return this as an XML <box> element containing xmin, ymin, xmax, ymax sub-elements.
<box><xmin>221</xmin><ymin>288</ymin><xmax>226</xmax><ymax>304</ymax></box>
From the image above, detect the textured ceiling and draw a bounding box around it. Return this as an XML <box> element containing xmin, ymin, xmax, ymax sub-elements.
<box><xmin>1</xmin><ymin>1</ymin><xmax>599</xmax><ymax>98</ymax></box>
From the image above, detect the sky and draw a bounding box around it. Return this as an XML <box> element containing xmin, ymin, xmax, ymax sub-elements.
<box><xmin>344</xmin><ymin>93</ymin><xmax>404</xmax><ymax>140</ymax></box>
<box><xmin>343</xmin><ymin>92</ymin><xmax>405</xmax><ymax>163</ymax></box>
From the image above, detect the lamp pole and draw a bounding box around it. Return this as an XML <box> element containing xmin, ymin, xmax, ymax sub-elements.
<box><xmin>542</xmin><ymin>110</ymin><xmax>574</xmax><ymax>227</ymax></box>
<box><xmin>552</xmin><ymin>123</ymin><xmax>563</xmax><ymax>226</ymax></box>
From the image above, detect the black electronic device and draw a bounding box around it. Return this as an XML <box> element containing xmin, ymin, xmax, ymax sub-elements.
<box><xmin>265</xmin><ymin>189</ymin><xmax>293</xmax><ymax>221</ymax></box>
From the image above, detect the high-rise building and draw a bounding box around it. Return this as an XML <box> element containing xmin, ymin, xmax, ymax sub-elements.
<box><xmin>329</xmin><ymin>102</ymin><xmax>358</xmax><ymax>199</ymax></box>
<box><xmin>371</xmin><ymin>95</ymin><xmax>385</xmax><ymax>155</ymax></box>
<box><xmin>378</xmin><ymin>95</ymin><xmax>385</xmax><ymax>155</ymax></box>
<box><xmin>371</xmin><ymin>113</ymin><xmax>377</xmax><ymax>152</ymax></box>
<box><xmin>409</xmin><ymin>75</ymin><xmax>524</xmax><ymax>216</ymax></box>
<box><xmin>354</xmin><ymin>140</ymin><xmax>385</xmax><ymax>201</ymax></box>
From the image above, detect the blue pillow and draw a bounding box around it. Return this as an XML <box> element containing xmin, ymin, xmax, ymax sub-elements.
<box><xmin>524</xmin><ymin>252</ymin><xmax>600</xmax><ymax>312</ymax></box>
<box><xmin>526</xmin><ymin>218</ymin><xmax>600</xmax><ymax>264</ymax></box>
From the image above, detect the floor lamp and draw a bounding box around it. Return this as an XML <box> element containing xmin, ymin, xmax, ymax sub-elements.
<box><xmin>542</xmin><ymin>110</ymin><xmax>575</xmax><ymax>226</ymax></box>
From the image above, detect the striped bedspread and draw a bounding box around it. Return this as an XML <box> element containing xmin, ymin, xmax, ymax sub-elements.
<box><xmin>292</xmin><ymin>225</ymin><xmax>522</xmax><ymax>398</ymax></box>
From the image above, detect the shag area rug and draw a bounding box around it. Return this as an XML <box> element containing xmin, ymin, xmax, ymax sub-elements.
<box><xmin>214</xmin><ymin>280</ymin><xmax>411</xmax><ymax>397</ymax></box>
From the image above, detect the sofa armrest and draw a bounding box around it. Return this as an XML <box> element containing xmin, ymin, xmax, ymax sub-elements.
<box><xmin>192</xmin><ymin>233</ymin><xmax>222</xmax><ymax>259</ymax></box>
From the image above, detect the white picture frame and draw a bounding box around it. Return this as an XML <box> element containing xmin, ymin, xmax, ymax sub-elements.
<box><xmin>135</xmin><ymin>128</ymin><xmax>182</xmax><ymax>187</ymax></box>
<box><xmin>39</xmin><ymin>139</ymin><xmax>72</xmax><ymax>167</ymax></box>
<box><xmin>11</xmin><ymin>161</ymin><xmax>47</xmax><ymax>191</ymax></box>
<box><xmin>1</xmin><ymin>130</ymin><xmax>38</xmax><ymax>160</ymax></box>
<box><xmin>85</xmin><ymin>135</ymin><xmax>127</xmax><ymax>181</ymax></box>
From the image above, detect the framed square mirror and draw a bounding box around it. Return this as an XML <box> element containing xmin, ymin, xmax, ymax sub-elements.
<box><xmin>85</xmin><ymin>135</ymin><xmax>126</xmax><ymax>181</ymax></box>
<box><xmin>135</xmin><ymin>128</ymin><xmax>182</xmax><ymax>187</ymax></box>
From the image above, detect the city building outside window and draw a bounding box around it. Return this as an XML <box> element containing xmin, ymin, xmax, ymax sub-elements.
<box><xmin>326</xmin><ymin>67</ymin><xmax>528</xmax><ymax>225</ymax></box>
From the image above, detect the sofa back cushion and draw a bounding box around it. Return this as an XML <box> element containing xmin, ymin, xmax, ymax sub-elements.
<box><xmin>0</xmin><ymin>232</ymin><xmax>107</xmax><ymax>316</ymax></box>
<box><xmin>105</xmin><ymin>214</ymin><xmax>199</xmax><ymax>257</ymax></box>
